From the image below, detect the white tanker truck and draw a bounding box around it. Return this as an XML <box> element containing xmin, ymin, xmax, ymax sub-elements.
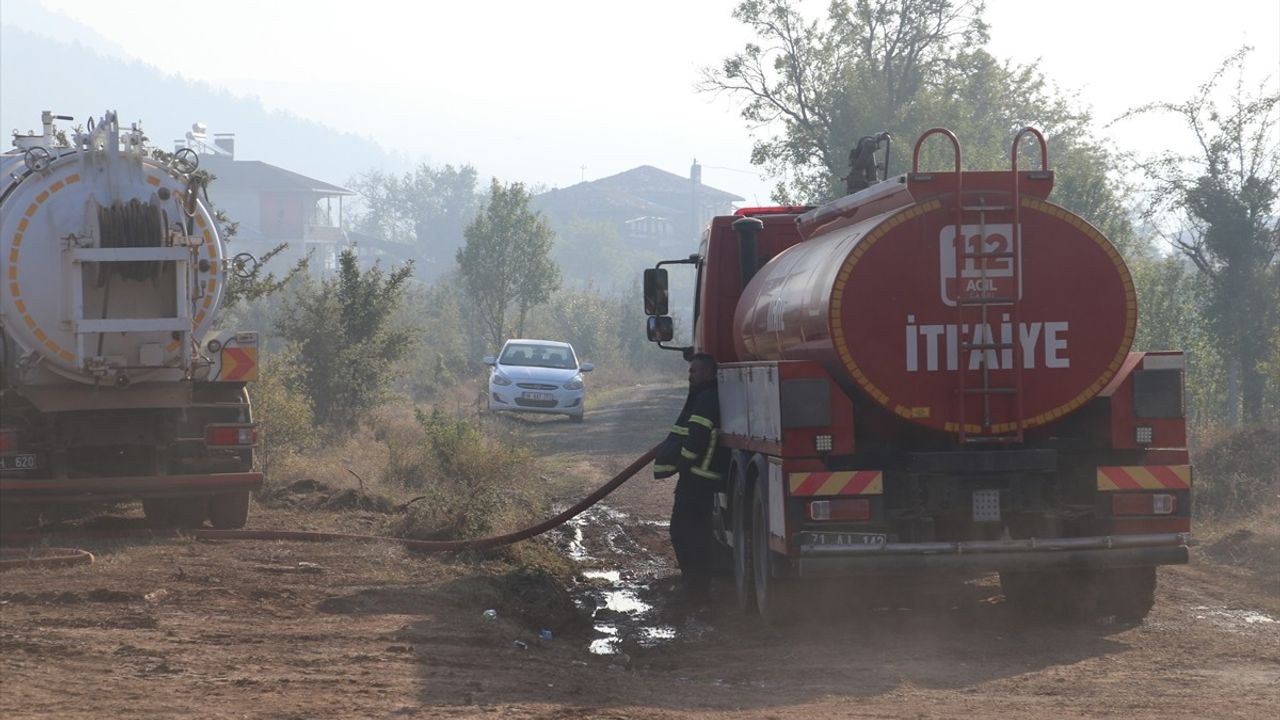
<box><xmin>0</xmin><ymin>111</ymin><xmax>262</xmax><ymax>529</ymax></box>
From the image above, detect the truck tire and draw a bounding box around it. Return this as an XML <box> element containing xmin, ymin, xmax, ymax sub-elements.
<box><xmin>731</xmin><ymin>471</ymin><xmax>755</xmax><ymax>612</ymax></box>
<box><xmin>143</xmin><ymin>498</ymin><xmax>208</xmax><ymax>528</ymax></box>
<box><xmin>1092</xmin><ymin>566</ymin><xmax>1157</xmax><ymax>622</ymax></box>
<box><xmin>999</xmin><ymin>570</ymin><xmax>1082</xmax><ymax>618</ymax></box>
<box><xmin>751</xmin><ymin>485</ymin><xmax>796</xmax><ymax>624</ymax></box>
<box><xmin>209</xmin><ymin>490</ymin><xmax>251</xmax><ymax>529</ymax></box>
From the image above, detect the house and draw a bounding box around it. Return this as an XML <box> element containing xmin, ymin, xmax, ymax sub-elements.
<box><xmin>533</xmin><ymin>162</ymin><xmax>743</xmax><ymax>253</ymax></box>
<box><xmin>178</xmin><ymin>129</ymin><xmax>354</xmax><ymax>276</ymax></box>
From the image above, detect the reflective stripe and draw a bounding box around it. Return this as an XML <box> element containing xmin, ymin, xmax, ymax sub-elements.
<box><xmin>670</xmin><ymin>425</ymin><xmax>689</xmax><ymax>436</ymax></box>
<box><xmin>691</xmin><ymin>466</ymin><xmax>722</xmax><ymax>480</ymax></box>
<box><xmin>653</xmin><ymin>464</ymin><xmax>676</xmax><ymax>472</ymax></box>
<box><xmin>680</xmin><ymin>447</ymin><xmax>698</xmax><ymax>460</ymax></box>
<box><xmin>700</xmin><ymin>428</ymin><xmax>718</xmax><ymax>471</ymax></box>
<box><xmin>688</xmin><ymin>415</ymin><xmax>714</xmax><ymax>429</ymax></box>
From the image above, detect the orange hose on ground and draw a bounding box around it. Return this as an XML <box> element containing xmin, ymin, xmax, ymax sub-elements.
<box><xmin>0</xmin><ymin>547</ymin><xmax>95</xmax><ymax>571</ymax></box>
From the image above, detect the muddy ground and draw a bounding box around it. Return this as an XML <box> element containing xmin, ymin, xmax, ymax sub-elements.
<box><xmin>2</xmin><ymin>385</ymin><xmax>1278</xmax><ymax>719</ymax></box>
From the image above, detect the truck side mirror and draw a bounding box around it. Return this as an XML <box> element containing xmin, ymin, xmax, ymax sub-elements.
<box><xmin>644</xmin><ymin>268</ymin><xmax>669</xmax><ymax>316</ymax></box>
<box><xmin>647</xmin><ymin>316</ymin><xmax>674</xmax><ymax>343</ymax></box>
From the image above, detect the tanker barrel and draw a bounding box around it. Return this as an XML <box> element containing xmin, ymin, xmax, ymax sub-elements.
<box><xmin>732</xmin><ymin>216</ymin><xmax>765</xmax><ymax>290</ymax></box>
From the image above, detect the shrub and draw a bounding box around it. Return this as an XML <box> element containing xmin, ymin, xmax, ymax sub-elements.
<box><xmin>390</xmin><ymin>409</ymin><xmax>542</xmax><ymax>542</ymax></box>
<box><xmin>250</xmin><ymin>344</ymin><xmax>315</xmax><ymax>467</ymax></box>
<box><xmin>1193</xmin><ymin>426</ymin><xmax>1280</xmax><ymax>519</ymax></box>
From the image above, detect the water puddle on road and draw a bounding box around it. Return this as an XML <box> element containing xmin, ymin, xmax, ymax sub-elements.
<box><xmin>1190</xmin><ymin>605</ymin><xmax>1279</xmax><ymax>633</ymax></box>
<box><xmin>566</xmin><ymin>507</ymin><xmax>679</xmax><ymax>655</ymax></box>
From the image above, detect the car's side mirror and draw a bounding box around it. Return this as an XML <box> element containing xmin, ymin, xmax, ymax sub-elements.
<box><xmin>482</xmin><ymin>356</ymin><xmax>496</xmax><ymax>366</ymax></box>
<box><xmin>647</xmin><ymin>316</ymin><xmax>674</xmax><ymax>343</ymax></box>
<box><xmin>579</xmin><ymin>363</ymin><xmax>594</xmax><ymax>373</ymax></box>
<box><xmin>644</xmin><ymin>268</ymin><xmax>669</xmax><ymax>316</ymax></box>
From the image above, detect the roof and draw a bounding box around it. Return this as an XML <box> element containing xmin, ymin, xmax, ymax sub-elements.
<box><xmin>534</xmin><ymin>165</ymin><xmax>743</xmax><ymax>216</ymax></box>
<box><xmin>504</xmin><ymin>339</ymin><xmax>573</xmax><ymax>348</ymax></box>
<box><xmin>198</xmin><ymin>155</ymin><xmax>353</xmax><ymax>196</ymax></box>
<box><xmin>593</xmin><ymin>165</ymin><xmax>743</xmax><ymax>202</ymax></box>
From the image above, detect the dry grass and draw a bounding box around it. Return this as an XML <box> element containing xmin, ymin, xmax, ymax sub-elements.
<box><xmin>255</xmin><ymin>396</ymin><xmax>571</xmax><ymax>575</ymax></box>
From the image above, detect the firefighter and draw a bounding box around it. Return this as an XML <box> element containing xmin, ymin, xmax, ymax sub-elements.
<box><xmin>654</xmin><ymin>352</ymin><xmax>727</xmax><ymax>604</ymax></box>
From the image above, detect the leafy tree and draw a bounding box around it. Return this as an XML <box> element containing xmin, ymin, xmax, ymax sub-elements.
<box><xmin>347</xmin><ymin>163</ymin><xmax>480</xmax><ymax>277</ymax></box>
<box><xmin>456</xmin><ymin>180</ymin><xmax>561</xmax><ymax>350</ymax></box>
<box><xmin>700</xmin><ymin>0</ymin><xmax>987</xmax><ymax>201</ymax></box>
<box><xmin>700</xmin><ymin>0</ymin><xmax>1139</xmax><ymax>252</ymax></box>
<box><xmin>1130</xmin><ymin>254</ymin><xmax>1227</xmax><ymax>428</ymax></box>
<box><xmin>275</xmin><ymin>248</ymin><xmax>416</xmax><ymax>429</ymax></box>
<box><xmin>1120</xmin><ymin>47</ymin><xmax>1280</xmax><ymax>425</ymax></box>
<box><xmin>221</xmin><ymin>242</ymin><xmax>307</xmax><ymax>309</ymax></box>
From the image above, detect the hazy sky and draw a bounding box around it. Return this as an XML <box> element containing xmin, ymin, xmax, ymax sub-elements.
<box><xmin>11</xmin><ymin>0</ymin><xmax>1280</xmax><ymax>203</ymax></box>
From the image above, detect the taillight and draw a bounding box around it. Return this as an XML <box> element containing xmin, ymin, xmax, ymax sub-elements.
<box><xmin>0</xmin><ymin>429</ymin><xmax>16</xmax><ymax>452</ymax></box>
<box><xmin>808</xmin><ymin>498</ymin><xmax>870</xmax><ymax>521</ymax></box>
<box><xmin>1112</xmin><ymin>493</ymin><xmax>1176</xmax><ymax>516</ymax></box>
<box><xmin>206</xmin><ymin>425</ymin><xmax>258</xmax><ymax>446</ymax></box>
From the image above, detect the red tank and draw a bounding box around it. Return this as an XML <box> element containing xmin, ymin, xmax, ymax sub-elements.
<box><xmin>733</xmin><ymin>162</ymin><xmax>1135</xmax><ymax>436</ymax></box>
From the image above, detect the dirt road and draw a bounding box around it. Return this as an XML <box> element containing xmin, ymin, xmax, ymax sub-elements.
<box><xmin>2</xmin><ymin>385</ymin><xmax>1277</xmax><ymax>719</ymax></box>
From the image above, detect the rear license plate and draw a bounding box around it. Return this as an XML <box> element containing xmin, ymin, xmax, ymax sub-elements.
<box><xmin>803</xmin><ymin>531</ymin><xmax>888</xmax><ymax>547</ymax></box>
<box><xmin>0</xmin><ymin>453</ymin><xmax>38</xmax><ymax>471</ymax></box>
<box><xmin>973</xmin><ymin>489</ymin><xmax>1001</xmax><ymax>522</ymax></box>
<box><xmin>521</xmin><ymin>392</ymin><xmax>553</xmax><ymax>401</ymax></box>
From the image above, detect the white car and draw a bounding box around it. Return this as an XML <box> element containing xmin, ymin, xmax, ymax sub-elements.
<box><xmin>484</xmin><ymin>339</ymin><xmax>593</xmax><ymax>422</ymax></box>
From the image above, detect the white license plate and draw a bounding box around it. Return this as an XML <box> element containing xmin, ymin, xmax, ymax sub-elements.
<box><xmin>521</xmin><ymin>392</ymin><xmax>553</xmax><ymax>401</ymax></box>
<box><xmin>973</xmin><ymin>489</ymin><xmax>1001</xmax><ymax>522</ymax></box>
<box><xmin>0</xmin><ymin>453</ymin><xmax>38</xmax><ymax>471</ymax></box>
<box><xmin>806</xmin><ymin>531</ymin><xmax>888</xmax><ymax>546</ymax></box>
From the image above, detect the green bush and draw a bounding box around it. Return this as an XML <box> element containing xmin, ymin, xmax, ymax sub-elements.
<box><xmin>1193</xmin><ymin>426</ymin><xmax>1280</xmax><ymax>519</ymax></box>
<box><xmin>249</xmin><ymin>344</ymin><xmax>315</xmax><ymax>466</ymax></box>
<box><xmin>390</xmin><ymin>409</ymin><xmax>540</xmax><ymax>542</ymax></box>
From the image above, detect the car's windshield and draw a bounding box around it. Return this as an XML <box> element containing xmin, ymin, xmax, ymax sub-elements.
<box><xmin>499</xmin><ymin>344</ymin><xmax>577</xmax><ymax>369</ymax></box>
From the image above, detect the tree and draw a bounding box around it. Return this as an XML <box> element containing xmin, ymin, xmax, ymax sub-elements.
<box><xmin>275</xmin><ymin>248</ymin><xmax>415</xmax><ymax>429</ymax></box>
<box><xmin>1120</xmin><ymin>47</ymin><xmax>1280</xmax><ymax>425</ymax></box>
<box><xmin>699</xmin><ymin>0</ymin><xmax>1139</xmax><ymax>252</ymax></box>
<box><xmin>456</xmin><ymin>180</ymin><xmax>561</xmax><ymax>350</ymax></box>
<box><xmin>347</xmin><ymin>163</ymin><xmax>480</xmax><ymax>278</ymax></box>
<box><xmin>701</xmin><ymin>0</ymin><xmax>987</xmax><ymax>201</ymax></box>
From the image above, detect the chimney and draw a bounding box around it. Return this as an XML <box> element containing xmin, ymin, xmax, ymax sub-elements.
<box><xmin>214</xmin><ymin>133</ymin><xmax>236</xmax><ymax>159</ymax></box>
<box><xmin>690</xmin><ymin>159</ymin><xmax>702</xmax><ymax>187</ymax></box>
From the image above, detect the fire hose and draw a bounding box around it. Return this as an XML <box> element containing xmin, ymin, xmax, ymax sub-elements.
<box><xmin>0</xmin><ymin>445</ymin><xmax>659</xmax><ymax>571</ymax></box>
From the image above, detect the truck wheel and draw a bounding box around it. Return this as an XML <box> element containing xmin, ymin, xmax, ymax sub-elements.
<box><xmin>143</xmin><ymin>498</ymin><xmax>208</xmax><ymax>528</ymax></box>
<box><xmin>731</xmin><ymin>474</ymin><xmax>755</xmax><ymax>612</ymax></box>
<box><xmin>142</xmin><ymin>499</ymin><xmax>169</xmax><ymax>526</ymax></box>
<box><xmin>1</xmin><ymin>503</ymin><xmax>31</xmax><ymax>533</ymax></box>
<box><xmin>1092</xmin><ymin>566</ymin><xmax>1157</xmax><ymax>622</ymax></box>
<box><xmin>1000</xmin><ymin>570</ymin><xmax>1065</xmax><ymax>618</ymax></box>
<box><xmin>751</xmin><ymin>485</ymin><xmax>795</xmax><ymax>624</ymax></box>
<box><xmin>209</xmin><ymin>491</ymin><xmax>251</xmax><ymax>529</ymax></box>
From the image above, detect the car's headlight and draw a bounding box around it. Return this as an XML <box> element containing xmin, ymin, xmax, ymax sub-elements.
<box><xmin>492</xmin><ymin>374</ymin><xmax>513</xmax><ymax>386</ymax></box>
<box><xmin>563</xmin><ymin>377</ymin><xmax>584</xmax><ymax>390</ymax></box>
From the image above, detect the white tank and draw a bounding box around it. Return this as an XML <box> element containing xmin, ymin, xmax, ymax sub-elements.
<box><xmin>1</xmin><ymin>111</ymin><xmax>226</xmax><ymax>387</ymax></box>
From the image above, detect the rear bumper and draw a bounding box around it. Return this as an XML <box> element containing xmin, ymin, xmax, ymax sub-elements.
<box><xmin>0</xmin><ymin>472</ymin><xmax>263</xmax><ymax>504</ymax></box>
<box><xmin>794</xmin><ymin>533</ymin><xmax>1190</xmax><ymax>576</ymax></box>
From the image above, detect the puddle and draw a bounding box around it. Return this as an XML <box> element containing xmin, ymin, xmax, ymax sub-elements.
<box><xmin>1190</xmin><ymin>605</ymin><xmax>1279</xmax><ymax>632</ymax></box>
<box><xmin>568</xmin><ymin>506</ymin><xmax>681</xmax><ymax>655</ymax></box>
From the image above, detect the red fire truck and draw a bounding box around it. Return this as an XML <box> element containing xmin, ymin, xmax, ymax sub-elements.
<box><xmin>644</xmin><ymin>129</ymin><xmax>1190</xmax><ymax>621</ymax></box>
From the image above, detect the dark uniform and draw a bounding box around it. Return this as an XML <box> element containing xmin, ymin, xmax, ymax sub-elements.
<box><xmin>655</xmin><ymin>380</ymin><xmax>728</xmax><ymax>599</ymax></box>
